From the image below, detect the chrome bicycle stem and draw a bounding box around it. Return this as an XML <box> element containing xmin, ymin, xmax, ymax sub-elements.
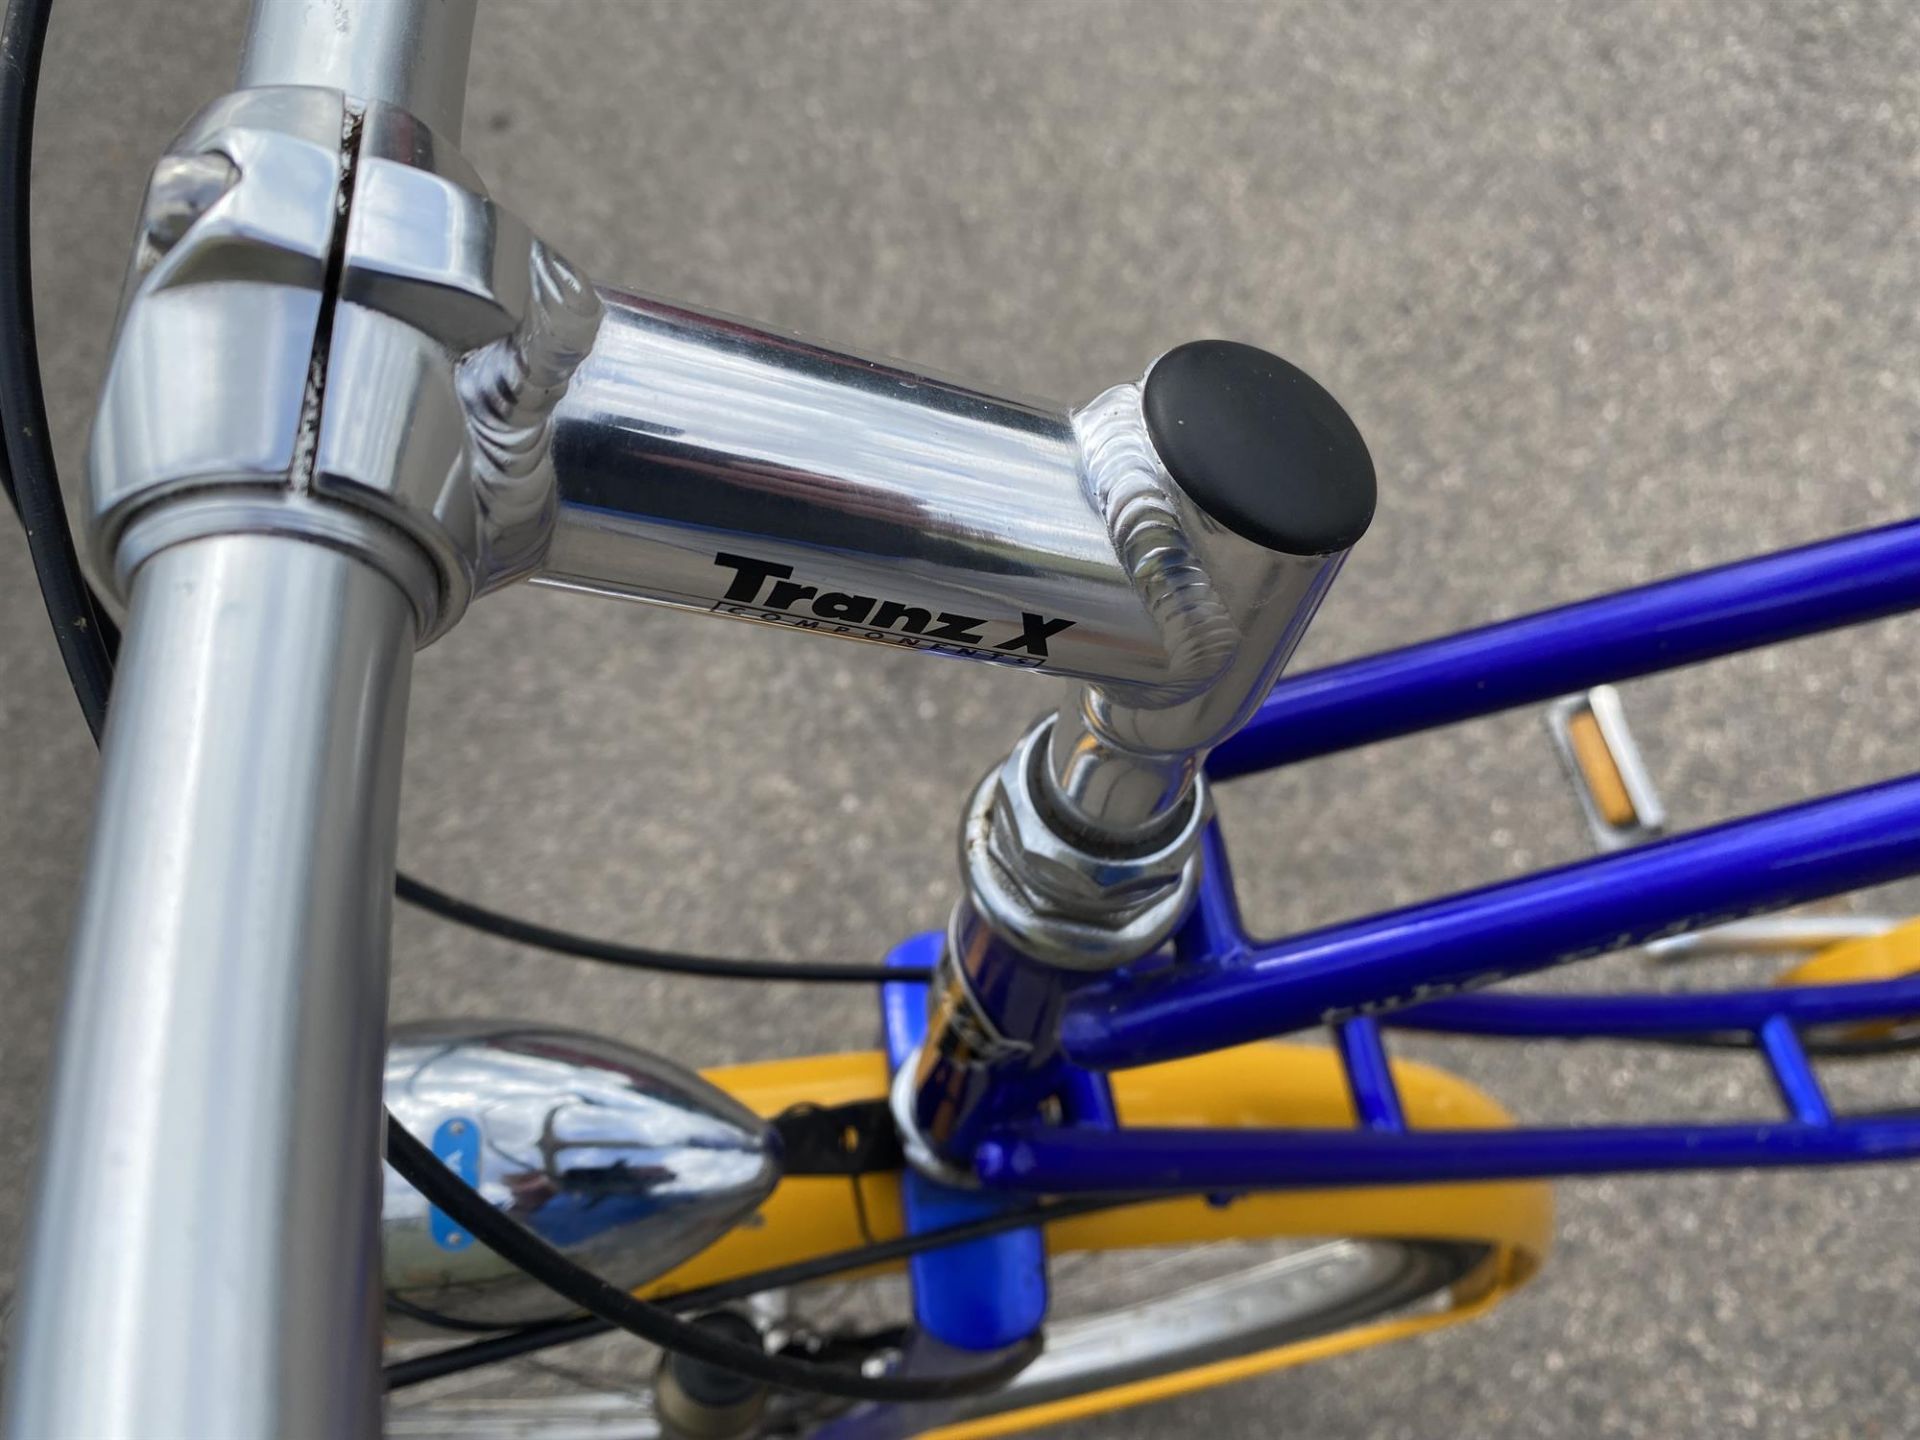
<box><xmin>541</xmin><ymin>292</ymin><xmax>1174</xmax><ymax>686</ymax></box>
<box><xmin>894</xmin><ymin>345</ymin><xmax>1377</xmax><ymax>1169</ymax></box>
<box><xmin>543</xmin><ymin>308</ymin><xmax>1370</xmax><ymax>840</ymax></box>
<box><xmin>540</xmin><ymin>303</ymin><xmax>1377</xmax><ymax>1171</ymax></box>
<box><xmin>237</xmin><ymin>0</ymin><xmax>475</xmax><ymax>141</ymax></box>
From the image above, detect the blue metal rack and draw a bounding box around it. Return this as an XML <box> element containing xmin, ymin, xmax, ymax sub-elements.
<box><xmin>972</xmin><ymin>961</ymin><xmax>1920</xmax><ymax>1195</ymax></box>
<box><xmin>960</xmin><ymin>814</ymin><xmax>1920</xmax><ymax>1205</ymax></box>
<box><xmin>877</xmin><ymin>520</ymin><xmax>1920</xmax><ymax>1344</ymax></box>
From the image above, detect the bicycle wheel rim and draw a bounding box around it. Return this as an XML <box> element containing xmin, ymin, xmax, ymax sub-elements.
<box><xmin>384</xmin><ymin>1237</ymin><xmax>1484</xmax><ymax>1437</ymax></box>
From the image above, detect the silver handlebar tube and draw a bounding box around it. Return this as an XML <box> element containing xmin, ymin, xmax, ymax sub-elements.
<box><xmin>237</xmin><ymin>0</ymin><xmax>475</xmax><ymax>142</ymax></box>
<box><xmin>3</xmin><ymin>3</ymin><xmax>475</xmax><ymax>1436</ymax></box>
<box><xmin>4</xmin><ymin>538</ymin><xmax>415</xmax><ymax>1438</ymax></box>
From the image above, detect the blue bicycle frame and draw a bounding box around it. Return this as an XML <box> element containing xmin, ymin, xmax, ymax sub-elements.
<box><xmin>887</xmin><ymin>516</ymin><xmax>1920</xmax><ymax>1210</ymax></box>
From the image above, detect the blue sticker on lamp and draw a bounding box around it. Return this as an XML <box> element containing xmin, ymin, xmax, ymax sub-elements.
<box><xmin>428</xmin><ymin>1116</ymin><xmax>481</xmax><ymax>1251</ymax></box>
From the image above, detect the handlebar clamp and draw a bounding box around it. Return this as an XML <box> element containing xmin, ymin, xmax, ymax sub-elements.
<box><xmin>88</xmin><ymin>86</ymin><xmax>600</xmax><ymax>642</ymax></box>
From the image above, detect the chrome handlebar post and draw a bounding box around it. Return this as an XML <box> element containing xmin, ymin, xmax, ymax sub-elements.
<box><xmin>4</xmin><ymin>5</ymin><xmax>510</xmax><ymax>1435</ymax></box>
<box><xmin>541</xmin><ymin>311</ymin><xmax>1375</xmax><ymax>965</ymax></box>
<box><xmin>4</xmin><ymin>537</ymin><xmax>416</xmax><ymax>1439</ymax></box>
<box><xmin>541</xmin><ymin>306</ymin><xmax>1372</xmax><ymax>830</ymax></box>
<box><xmin>889</xmin><ymin>344</ymin><xmax>1375</xmax><ymax>1172</ymax></box>
<box><xmin>539</xmin><ymin>290</ymin><xmax>1181</xmax><ymax>688</ymax></box>
<box><xmin>1041</xmin><ymin>355</ymin><xmax>1370</xmax><ymax>839</ymax></box>
<box><xmin>237</xmin><ymin>0</ymin><xmax>476</xmax><ymax>142</ymax></box>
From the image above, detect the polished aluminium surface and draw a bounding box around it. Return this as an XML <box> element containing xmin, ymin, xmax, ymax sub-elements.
<box><xmin>383</xmin><ymin>1022</ymin><xmax>779</xmax><ymax>1333</ymax></box>
<box><xmin>238</xmin><ymin>0</ymin><xmax>477</xmax><ymax>144</ymax></box>
<box><xmin>88</xmin><ymin>85</ymin><xmax>348</xmax><ymax>591</ymax></box>
<box><xmin>541</xmin><ymin>290</ymin><xmax>1182</xmax><ymax>690</ymax></box>
<box><xmin>540</xmin><ymin>297</ymin><xmax>1359</xmax><ymax>991</ymax></box>
<box><xmin>542</xmin><ymin>301</ymin><xmax>1356</xmax><ymax>839</ymax></box>
<box><xmin>89</xmin><ymin>82</ymin><xmax>600</xmax><ymax>642</ymax></box>
<box><xmin>5</xmin><ymin>4</ymin><xmax>482</xmax><ymax>1433</ymax></box>
<box><xmin>319</xmin><ymin>105</ymin><xmax>601</xmax><ymax>634</ymax></box>
<box><xmin>1043</xmin><ymin>381</ymin><xmax>1354</xmax><ymax>836</ymax></box>
<box><xmin>885</xmin><ymin>366</ymin><xmax>1355</xmax><ymax>1170</ymax></box>
<box><xmin>3</xmin><ymin>536</ymin><xmax>415</xmax><ymax>1439</ymax></box>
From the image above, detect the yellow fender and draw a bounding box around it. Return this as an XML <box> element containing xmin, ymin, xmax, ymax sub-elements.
<box><xmin>1777</xmin><ymin>917</ymin><xmax>1920</xmax><ymax>986</ymax></box>
<box><xmin>1776</xmin><ymin>917</ymin><xmax>1920</xmax><ymax>1042</ymax></box>
<box><xmin>641</xmin><ymin>1042</ymin><xmax>1553</xmax><ymax>1437</ymax></box>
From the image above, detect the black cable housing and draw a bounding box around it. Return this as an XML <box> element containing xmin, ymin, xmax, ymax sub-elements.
<box><xmin>1</xmin><ymin>0</ymin><xmax>115</xmax><ymax>741</ymax></box>
<box><xmin>384</xmin><ymin>1116</ymin><xmax>1040</xmax><ymax>1401</ymax></box>
<box><xmin>396</xmin><ymin>871</ymin><xmax>930</xmax><ymax>984</ymax></box>
<box><xmin>385</xmin><ymin>1187</ymin><xmax>1148</xmax><ymax>1389</ymax></box>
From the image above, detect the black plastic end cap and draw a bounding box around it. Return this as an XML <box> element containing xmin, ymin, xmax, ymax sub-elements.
<box><xmin>1142</xmin><ymin>340</ymin><xmax>1376</xmax><ymax>556</ymax></box>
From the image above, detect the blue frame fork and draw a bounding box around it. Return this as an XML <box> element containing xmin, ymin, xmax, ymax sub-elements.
<box><xmin>893</xmin><ymin>517</ymin><xmax>1920</xmax><ymax>1212</ymax></box>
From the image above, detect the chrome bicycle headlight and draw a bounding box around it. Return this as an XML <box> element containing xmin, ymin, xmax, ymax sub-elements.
<box><xmin>381</xmin><ymin>1022</ymin><xmax>779</xmax><ymax>1334</ymax></box>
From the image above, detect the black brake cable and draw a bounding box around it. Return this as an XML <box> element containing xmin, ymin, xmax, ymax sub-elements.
<box><xmin>395</xmin><ymin>871</ymin><xmax>930</xmax><ymax>983</ymax></box>
<box><xmin>386</xmin><ymin>1186</ymin><xmax>1154</xmax><ymax>1390</ymax></box>
<box><xmin>0</xmin><ymin>0</ymin><xmax>918</xmax><ymax>987</ymax></box>
<box><xmin>384</xmin><ymin>1119</ymin><xmax>1044</xmax><ymax>1401</ymax></box>
<box><xmin>1</xmin><ymin>0</ymin><xmax>114</xmax><ymax>743</ymax></box>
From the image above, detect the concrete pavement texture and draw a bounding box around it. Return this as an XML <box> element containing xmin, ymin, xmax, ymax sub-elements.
<box><xmin>5</xmin><ymin>2</ymin><xmax>1920</xmax><ymax>1435</ymax></box>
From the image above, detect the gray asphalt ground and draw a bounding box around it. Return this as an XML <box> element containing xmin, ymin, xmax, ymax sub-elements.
<box><xmin>5</xmin><ymin>2</ymin><xmax>1920</xmax><ymax>1435</ymax></box>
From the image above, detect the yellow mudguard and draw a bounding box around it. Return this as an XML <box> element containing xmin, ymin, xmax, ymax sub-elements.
<box><xmin>641</xmin><ymin>1042</ymin><xmax>1552</xmax><ymax>1437</ymax></box>
<box><xmin>1776</xmin><ymin>917</ymin><xmax>1920</xmax><ymax>1042</ymax></box>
